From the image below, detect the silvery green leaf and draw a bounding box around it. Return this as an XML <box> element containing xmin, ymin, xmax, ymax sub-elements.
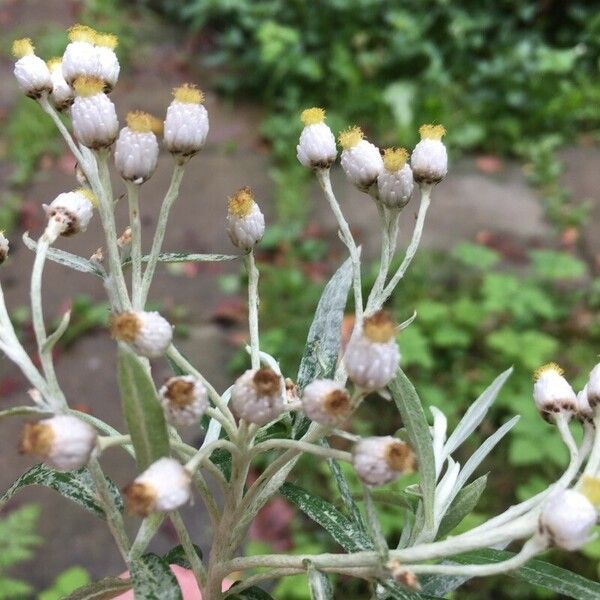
<box><xmin>434</xmin><ymin>457</ymin><xmax>460</xmax><ymax>518</ymax></box>
<box><xmin>22</xmin><ymin>232</ymin><xmax>105</xmax><ymax>277</ymax></box>
<box><xmin>437</xmin><ymin>474</ymin><xmax>487</xmax><ymax>539</ymax></box>
<box><xmin>453</xmin><ymin>415</ymin><xmax>520</xmax><ymax>493</ymax></box>
<box><xmin>42</xmin><ymin>310</ymin><xmax>71</xmax><ymax>353</ymax></box>
<box><xmin>63</xmin><ymin>577</ymin><xmax>131</xmax><ymax>599</ymax></box>
<box><xmin>443</xmin><ymin>368</ymin><xmax>512</xmax><ymax>460</ymax></box>
<box><xmin>0</xmin><ymin>465</ymin><xmax>122</xmax><ymax>518</ymax></box>
<box><xmin>130</xmin><ymin>553</ymin><xmax>182</xmax><ymax>600</ymax></box>
<box><xmin>306</xmin><ymin>561</ymin><xmax>333</xmax><ymax>600</ymax></box>
<box><xmin>388</xmin><ymin>370</ymin><xmax>436</xmax><ymax>530</ymax></box>
<box><xmin>228</xmin><ymin>587</ymin><xmax>275</xmax><ymax>599</ymax></box>
<box><xmin>122</xmin><ymin>251</ymin><xmax>239</xmax><ymax>268</ymax></box>
<box><xmin>202</xmin><ymin>386</ymin><xmax>232</xmax><ymax>447</ymax></box>
<box><xmin>163</xmin><ymin>544</ymin><xmax>203</xmax><ymax>568</ymax></box>
<box><xmin>0</xmin><ymin>406</ymin><xmax>50</xmax><ymax>419</ymax></box>
<box><xmin>117</xmin><ymin>347</ymin><xmax>170</xmax><ymax>469</ymax></box>
<box><xmin>280</xmin><ymin>482</ymin><xmax>373</xmax><ymax>552</ymax></box>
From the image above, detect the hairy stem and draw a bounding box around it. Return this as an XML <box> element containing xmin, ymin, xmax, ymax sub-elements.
<box><xmin>244</xmin><ymin>251</ymin><xmax>260</xmax><ymax>369</ymax></box>
<box><xmin>170</xmin><ymin>511</ymin><xmax>207</xmax><ymax>585</ymax></box>
<box><xmin>126</xmin><ymin>182</ymin><xmax>143</xmax><ymax>309</ymax></box>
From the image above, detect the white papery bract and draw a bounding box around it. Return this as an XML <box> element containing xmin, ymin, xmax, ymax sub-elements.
<box><xmin>377</xmin><ymin>148</ymin><xmax>414</xmax><ymax>209</ymax></box>
<box><xmin>231</xmin><ymin>367</ymin><xmax>285</xmax><ymax>426</ymax></box>
<box><xmin>164</xmin><ymin>84</ymin><xmax>209</xmax><ymax>157</ymax></box>
<box><xmin>302</xmin><ymin>379</ymin><xmax>352</xmax><ymax>426</ymax></box>
<box><xmin>20</xmin><ymin>415</ymin><xmax>97</xmax><ymax>471</ymax></box>
<box><xmin>533</xmin><ymin>363</ymin><xmax>577</xmax><ymax>421</ymax></box>
<box><xmin>352</xmin><ymin>436</ymin><xmax>414</xmax><ymax>487</ymax></box>
<box><xmin>47</xmin><ymin>58</ymin><xmax>74</xmax><ymax>111</ymax></box>
<box><xmin>411</xmin><ymin>124</ymin><xmax>448</xmax><ymax>185</ymax></box>
<box><xmin>110</xmin><ymin>310</ymin><xmax>173</xmax><ymax>358</ymax></box>
<box><xmin>226</xmin><ymin>187</ymin><xmax>265</xmax><ymax>251</ymax></box>
<box><xmin>0</xmin><ymin>232</ymin><xmax>9</xmax><ymax>264</ymax></box>
<box><xmin>12</xmin><ymin>39</ymin><xmax>52</xmax><ymax>99</ymax></box>
<box><xmin>160</xmin><ymin>375</ymin><xmax>208</xmax><ymax>427</ymax></box>
<box><xmin>576</xmin><ymin>386</ymin><xmax>593</xmax><ymax>423</ymax></box>
<box><xmin>297</xmin><ymin>108</ymin><xmax>337</xmax><ymax>169</ymax></box>
<box><xmin>62</xmin><ymin>25</ymin><xmax>98</xmax><ymax>86</ymax></box>
<box><xmin>339</xmin><ymin>127</ymin><xmax>383</xmax><ymax>191</ymax></box>
<box><xmin>94</xmin><ymin>33</ymin><xmax>120</xmax><ymax>91</ymax></box>
<box><xmin>587</xmin><ymin>362</ymin><xmax>600</xmax><ymax>408</ymax></box>
<box><xmin>44</xmin><ymin>189</ymin><xmax>95</xmax><ymax>236</ymax></box>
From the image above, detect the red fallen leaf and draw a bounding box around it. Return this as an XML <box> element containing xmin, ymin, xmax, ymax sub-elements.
<box><xmin>475</xmin><ymin>155</ymin><xmax>503</xmax><ymax>173</ymax></box>
<box><xmin>249</xmin><ymin>496</ymin><xmax>294</xmax><ymax>551</ymax></box>
<box><xmin>71</xmin><ymin>403</ymin><xmax>92</xmax><ymax>414</ymax></box>
<box><xmin>211</xmin><ymin>298</ymin><xmax>247</xmax><ymax>326</ymax></box>
<box><xmin>304</xmin><ymin>221</ymin><xmax>326</xmax><ymax>240</ymax></box>
<box><xmin>560</xmin><ymin>227</ymin><xmax>579</xmax><ymax>247</ymax></box>
<box><xmin>182</xmin><ymin>262</ymin><xmax>201</xmax><ymax>278</ymax></box>
<box><xmin>0</xmin><ymin>377</ymin><xmax>21</xmax><ymax>396</ymax></box>
<box><xmin>474</xmin><ymin>230</ymin><xmax>528</xmax><ymax>262</ymax></box>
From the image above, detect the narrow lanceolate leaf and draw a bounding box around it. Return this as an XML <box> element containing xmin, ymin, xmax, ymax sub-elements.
<box><xmin>437</xmin><ymin>474</ymin><xmax>487</xmax><ymax>539</ymax></box>
<box><xmin>228</xmin><ymin>587</ymin><xmax>275</xmax><ymax>599</ymax></box>
<box><xmin>443</xmin><ymin>368</ymin><xmax>512</xmax><ymax>460</ymax></box>
<box><xmin>450</xmin><ymin>549</ymin><xmax>600</xmax><ymax>600</ymax></box>
<box><xmin>42</xmin><ymin>310</ymin><xmax>72</xmax><ymax>353</ymax></box>
<box><xmin>63</xmin><ymin>577</ymin><xmax>131</xmax><ymax>599</ymax></box>
<box><xmin>388</xmin><ymin>370</ymin><xmax>436</xmax><ymax>530</ymax></box>
<box><xmin>130</xmin><ymin>554</ymin><xmax>182</xmax><ymax>600</ymax></box>
<box><xmin>0</xmin><ymin>406</ymin><xmax>50</xmax><ymax>419</ymax></box>
<box><xmin>297</xmin><ymin>256</ymin><xmax>353</xmax><ymax>389</ymax></box>
<box><xmin>306</xmin><ymin>561</ymin><xmax>333</xmax><ymax>600</ymax></box>
<box><xmin>117</xmin><ymin>348</ymin><xmax>170</xmax><ymax>470</ymax></box>
<box><xmin>122</xmin><ymin>251</ymin><xmax>239</xmax><ymax>268</ymax></box>
<box><xmin>280</xmin><ymin>482</ymin><xmax>372</xmax><ymax>552</ymax></box>
<box><xmin>22</xmin><ymin>232</ymin><xmax>105</xmax><ymax>277</ymax></box>
<box><xmin>0</xmin><ymin>465</ymin><xmax>123</xmax><ymax>518</ymax></box>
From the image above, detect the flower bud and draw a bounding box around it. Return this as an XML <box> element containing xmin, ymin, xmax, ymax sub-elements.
<box><xmin>114</xmin><ymin>111</ymin><xmax>161</xmax><ymax>184</ymax></box>
<box><xmin>110</xmin><ymin>310</ymin><xmax>173</xmax><ymax>358</ymax></box>
<box><xmin>226</xmin><ymin>187</ymin><xmax>265</xmax><ymax>251</ymax></box>
<box><xmin>339</xmin><ymin>127</ymin><xmax>383</xmax><ymax>191</ymax></box>
<box><xmin>345</xmin><ymin>311</ymin><xmax>400</xmax><ymax>391</ymax></box>
<box><xmin>352</xmin><ymin>436</ymin><xmax>415</xmax><ymax>487</ymax></box>
<box><xmin>586</xmin><ymin>363</ymin><xmax>600</xmax><ymax>408</ymax></box>
<box><xmin>71</xmin><ymin>76</ymin><xmax>119</xmax><ymax>149</ymax></box>
<box><xmin>533</xmin><ymin>363</ymin><xmax>577</xmax><ymax>422</ymax></box>
<box><xmin>124</xmin><ymin>457</ymin><xmax>191</xmax><ymax>516</ymax></box>
<box><xmin>62</xmin><ymin>25</ymin><xmax>98</xmax><ymax>86</ymax></box>
<box><xmin>576</xmin><ymin>385</ymin><xmax>593</xmax><ymax>424</ymax></box>
<box><xmin>0</xmin><ymin>232</ymin><xmax>9</xmax><ymax>264</ymax></box>
<box><xmin>43</xmin><ymin>188</ymin><xmax>95</xmax><ymax>236</ymax></box>
<box><xmin>93</xmin><ymin>32</ymin><xmax>120</xmax><ymax>91</ymax></box>
<box><xmin>12</xmin><ymin>38</ymin><xmax>52</xmax><ymax>99</ymax></box>
<box><xmin>231</xmin><ymin>367</ymin><xmax>285</xmax><ymax>426</ymax></box>
<box><xmin>539</xmin><ymin>488</ymin><xmax>597</xmax><ymax>551</ymax></box>
<box><xmin>377</xmin><ymin>148</ymin><xmax>414</xmax><ymax>209</ymax></box>
<box><xmin>20</xmin><ymin>415</ymin><xmax>97</xmax><ymax>471</ymax></box>
<box><xmin>160</xmin><ymin>375</ymin><xmax>208</xmax><ymax>427</ymax></box>
<box><xmin>47</xmin><ymin>58</ymin><xmax>74</xmax><ymax>111</ymax></box>
<box><xmin>302</xmin><ymin>379</ymin><xmax>352</xmax><ymax>426</ymax></box>
<box><xmin>296</xmin><ymin>107</ymin><xmax>337</xmax><ymax>169</ymax></box>
<box><xmin>411</xmin><ymin>124</ymin><xmax>447</xmax><ymax>184</ymax></box>
<box><xmin>164</xmin><ymin>84</ymin><xmax>209</xmax><ymax>158</ymax></box>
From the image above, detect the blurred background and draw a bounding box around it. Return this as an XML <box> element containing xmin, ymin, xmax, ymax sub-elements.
<box><xmin>0</xmin><ymin>0</ymin><xmax>599</xmax><ymax>597</ymax></box>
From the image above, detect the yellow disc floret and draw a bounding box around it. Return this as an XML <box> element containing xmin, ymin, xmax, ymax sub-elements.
<box><xmin>12</xmin><ymin>38</ymin><xmax>35</xmax><ymax>58</ymax></box>
<box><xmin>173</xmin><ymin>83</ymin><xmax>204</xmax><ymax>104</ymax></box>
<box><xmin>47</xmin><ymin>57</ymin><xmax>62</xmax><ymax>70</ymax></box>
<box><xmin>68</xmin><ymin>24</ymin><xmax>97</xmax><ymax>44</ymax></box>
<box><xmin>127</xmin><ymin>111</ymin><xmax>163</xmax><ymax>135</ymax></box>
<box><xmin>228</xmin><ymin>186</ymin><xmax>255</xmax><ymax>218</ymax></box>
<box><xmin>383</xmin><ymin>147</ymin><xmax>409</xmax><ymax>172</ymax></box>
<box><xmin>581</xmin><ymin>476</ymin><xmax>600</xmax><ymax>507</ymax></box>
<box><xmin>94</xmin><ymin>32</ymin><xmax>118</xmax><ymax>49</ymax></box>
<box><xmin>73</xmin><ymin>75</ymin><xmax>104</xmax><ymax>97</ymax></box>
<box><xmin>363</xmin><ymin>311</ymin><xmax>396</xmax><ymax>343</ymax></box>
<box><xmin>300</xmin><ymin>107</ymin><xmax>326</xmax><ymax>126</ymax></box>
<box><xmin>419</xmin><ymin>124</ymin><xmax>446</xmax><ymax>141</ymax></box>
<box><xmin>533</xmin><ymin>362</ymin><xmax>564</xmax><ymax>381</ymax></box>
<box><xmin>75</xmin><ymin>187</ymin><xmax>98</xmax><ymax>208</ymax></box>
<box><xmin>338</xmin><ymin>126</ymin><xmax>364</xmax><ymax>150</ymax></box>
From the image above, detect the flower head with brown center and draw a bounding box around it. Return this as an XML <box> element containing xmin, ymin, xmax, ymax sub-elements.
<box><xmin>109</xmin><ymin>312</ymin><xmax>141</xmax><ymax>344</ymax></box>
<box><xmin>384</xmin><ymin>440</ymin><xmax>415</xmax><ymax>473</ymax></box>
<box><xmin>363</xmin><ymin>311</ymin><xmax>396</xmax><ymax>343</ymax></box>
<box><xmin>228</xmin><ymin>187</ymin><xmax>255</xmax><ymax>218</ymax></box>
<box><xmin>253</xmin><ymin>367</ymin><xmax>281</xmax><ymax>395</ymax></box>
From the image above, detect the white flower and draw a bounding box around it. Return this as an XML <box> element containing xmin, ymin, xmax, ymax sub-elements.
<box><xmin>339</xmin><ymin>127</ymin><xmax>383</xmax><ymax>191</ymax></box>
<box><xmin>160</xmin><ymin>375</ymin><xmax>208</xmax><ymax>427</ymax></box>
<box><xmin>114</xmin><ymin>111</ymin><xmax>161</xmax><ymax>184</ymax></box>
<box><xmin>124</xmin><ymin>457</ymin><xmax>191</xmax><ymax>516</ymax></box>
<box><xmin>411</xmin><ymin>124</ymin><xmax>448</xmax><ymax>184</ymax></box>
<box><xmin>533</xmin><ymin>363</ymin><xmax>577</xmax><ymax>421</ymax></box>
<box><xmin>62</xmin><ymin>25</ymin><xmax>98</xmax><ymax>86</ymax></box>
<box><xmin>345</xmin><ymin>311</ymin><xmax>400</xmax><ymax>391</ymax></box>
<box><xmin>12</xmin><ymin>38</ymin><xmax>52</xmax><ymax>99</ymax></box>
<box><xmin>71</xmin><ymin>76</ymin><xmax>119</xmax><ymax>149</ymax></box>
<box><xmin>587</xmin><ymin>362</ymin><xmax>600</xmax><ymax>408</ymax></box>
<box><xmin>0</xmin><ymin>232</ymin><xmax>9</xmax><ymax>264</ymax></box>
<box><xmin>377</xmin><ymin>148</ymin><xmax>414</xmax><ymax>209</ymax></box>
<box><xmin>110</xmin><ymin>311</ymin><xmax>173</xmax><ymax>358</ymax></box>
<box><xmin>297</xmin><ymin>107</ymin><xmax>337</xmax><ymax>169</ymax></box>
<box><xmin>20</xmin><ymin>415</ymin><xmax>97</xmax><ymax>471</ymax></box>
<box><xmin>231</xmin><ymin>367</ymin><xmax>285</xmax><ymax>426</ymax></box>
<box><xmin>576</xmin><ymin>385</ymin><xmax>593</xmax><ymax>424</ymax></box>
<box><xmin>226</xmin><ymin>187</ymin><xmax>265</xmax><ymax>251</ymax></box>
<box><xmin>302</xmin><ymin>379</ymin><xmax>352</xmax><ymax>426</ymax></box>
<box><xmin>43</xmin><ymin>189</ymin><xmax>95</xmax><ymax>236</ymax></box>
<box><xmin>93</xmin><ymin>32</ymin><xmax>120</xmax><ymax>91</ymax></box>
<box><xmin>352</xmin><ymin>436</ymin><xmax>415</xmax><ymax>487</ymax></box>
<box><xmin>47</xmin><ymin>58</ymin><xmax>73</xmax><ymax>111</ymax></box>
<box><xmin>164</xmin><ymin>84</ymin><xmax>209</xmax><ymax>158</ymax></box>
<box><xmin>539</xmin><ymin>488</ymin><xmax>597</xmax><ymax>551</ymax></box>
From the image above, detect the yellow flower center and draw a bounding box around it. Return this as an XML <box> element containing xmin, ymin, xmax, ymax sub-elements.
<box><xmin>73</xmin><ymin>75</ymin><xmax>105</xmax><ymax>97</ymax></box>
<box><xmin>581</xmin><ymin>476</ymin><xmax>600</xmax><ymax>507</ymax></box>
<box><xmin>68</xmin><ymin>24</ymin><xmax>97</xmax><ymax>44</ymax></box>
<box><xmin>123</xmin><ymin>482</ymin><xmax>156</xmax><ymax>516</ymax></box>
<box><xmin>228</xmin><ymin>187</ymin><xmax>255</xmax><ymax>218</ymax></box>
<box><xmin>419</xmin><ymin>124</ymin><xmax>446</xmax><ymax>141</ymax></box>
<box><xmin>383</xmin><ymin>147</ymin><xmax>409</xmax><ymax>172</ymax></box>
<box><xmin>300</xmin><ymin>107</ymin><xmax>326</xmax><ymax>126</ymax></box>
<box><xmin>94</xmin><ymin>32</ymin><xmax>118</xmax><ymax>49</ymax></box>
<box><xmin>363</xmin><ymin>310</ymin><xmax>396</xmax><ymax>343</ymax></box>
<box><xmin>127</xmin><ymin>111</ymin><xmax>163</xmax><ymax>134</ymax></box>
<box><xmin>47</xmin><ymin>57</ymin><xmax>62</xmax><ymax>70</ymax></box>
<box><xmin>338</xmin><ymin>126</ymin><xmax>364</xmax><ymax>150</ymax></box>
<box><xmin>109</xmin><ymin>312</ymin><xmax>141</xmax><ymax>343</ymax></box>
<box><xmin>12</xmin><ymin>38</ymin><xmax>34</xmax><ymax>58</ymax></box>
<box><xmin>533</xmin><ymin>362</ymin><xmax>564</xmax><ymax>381</ymax></box>
<box><xmin>75</xmin><ymin>187</ymin><xmax>98</xmax><ymax>208</ymax></box>
<box><xmin>19</xmin><ymin>422</ymin><xmax>54</xmax><ymax>457</ymax></box>
<box><xmin>173</xmin><ymin>83</ymin><xmax>204</xmax><ymax>104</ymax></box>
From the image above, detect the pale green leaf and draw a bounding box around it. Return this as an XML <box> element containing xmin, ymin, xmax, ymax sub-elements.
<box><xmin>437</xmin><ymin>474</ymin><xmax>487</xmax><ymax>538</ymax></box>
<box><xmin>63</xmin><ymin>577</ymin><xmax>131</xmax><ymax>600</ymax></box>
<box><xmin>130</xmin><ymin>554</ymin><xmax>181</xmax><ymax>600</ymax></box>
<box><xmin>306</xmin><ymin>561</ymin><xmax>333</xmax><ymax>600</ymax></box>
<box><xmin>122</xmin><ymin>251</ymin><xmax>239</xmax><ymax>268</ymax></box>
